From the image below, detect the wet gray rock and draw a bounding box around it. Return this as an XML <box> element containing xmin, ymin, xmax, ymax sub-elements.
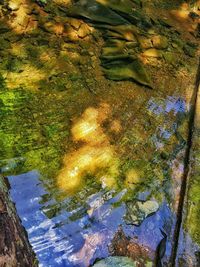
<box><xmin>92</xmin><ymin>256</ymin><xmax>137</xmax><ymax>267</ymax></box>
<box><xmin>125</xmin><ymin>200</ymin><xmax>159</xmax><ymax>225</ymax></box>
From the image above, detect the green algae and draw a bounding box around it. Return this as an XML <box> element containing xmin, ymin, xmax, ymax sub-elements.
<box><xmin>0</xmin><ymin>87</ymin><xmax>70</xmax><ymax>181</ymax></box>
<box><xmin>184</xmin><ymin>148</ymin><xmax>200</xmax><ymax>245</ymax></box>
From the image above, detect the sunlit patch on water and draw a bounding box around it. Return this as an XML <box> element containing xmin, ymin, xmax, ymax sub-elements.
<box><xmin>57</xmin><ymin>103</ymin><xmax>121</xmax><ymax>194</ymax></box>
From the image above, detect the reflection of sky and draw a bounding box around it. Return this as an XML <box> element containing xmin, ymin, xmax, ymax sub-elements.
<box><xmin>176</xmin><ymin>227</ymin><xmax>200</xmax><ymax>265</ymax></box>
<box><xmin>148</xmin><ymin>96</ymin><xmax>186</xmax><ymax>116</ymax></box>
<box><xmin>8</xmin><ymin>171</ymin><xmax>124</xmax><ymax>267</ymax></box>
<box><xmin>124</xmin><ymin>202</ymin><xmax>176</xmax><ymax>259</ymax></box>
<box><xmin>9</xmin><ymin>171</ymin><xmax>175</xmax><ymax>266</ymax></box>
<box><xmin>147</xmin><ymin>96</ymin><xmax>187</xmax><ymax>149</ymax></box>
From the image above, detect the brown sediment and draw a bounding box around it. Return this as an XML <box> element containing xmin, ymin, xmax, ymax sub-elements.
<box><xmin>109</xmin><ymin>227</ymin><xmax>154</xmax><ymax>265</ymax></box>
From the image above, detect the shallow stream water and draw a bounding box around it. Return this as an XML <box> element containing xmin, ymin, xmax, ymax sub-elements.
<box><xmin>0</xmin><ymin>0</ymin><xmax>200</xmax><ymax>266</ymax></box>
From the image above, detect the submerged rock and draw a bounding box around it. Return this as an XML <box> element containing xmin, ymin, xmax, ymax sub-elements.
<box><xmin>109</xmin><ymin>227</ymin><xmax>154</xmax><ymax>265</ymax></box>
<box><xmin>8</xmin><ymin>0</ymin><xmax>20</xmax><ymax>11</ymax></box>
<box><xmin>92</xmin><ymin>256</ymin><xmax>137</xmax><ymax>267</ymax></box>
<box><xmin>151</xmin><ymin>35</ymin><xmax>168</xmax><ymax>49</ymax></box>
<box><xmin>142</xmin><ymin>48</ymin><xmax>163</xmax><ymax>58</ymax></box>
<box><xmin>138</xmin><ymin>36</ymin><xmax>153</xmax><ymax>49</ymax></box>
<box><xmin>102</xmin><ymin>57</ymin><xmax>152</xmax><ymax>87</ymax></box>
<box><xmin>77</xmin><ymin>23</ymin><xmax>90</xmax><ymax>38</ymax></box>
<box><xmin>125</xmin><ymin>200</ymin><xmax>159</xmax><ymax>225</ymax></box>
<box><xmin>65</xmin><ymin>0</ymin><xmax>194</xmax><ymax>89</ymax></box>
<box><xmin>67</xmin><ymin>0</ymin><xmax>129</xmax><ymax>26</ymax></box>
<box><xmin>66</xmin><ymin>0</ymin><xmax>154</xmax><ymax>87</ymax></box>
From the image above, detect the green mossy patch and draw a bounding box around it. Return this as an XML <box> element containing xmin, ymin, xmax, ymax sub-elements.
<box><xmin>0</xmin><ymin>87</ymin><xmax>70</xmax><ymax>181</ymax></box>
<box><xmin>185</xmin><ymin>145</ymin><xmax>200</xmax><ymax>245</ymax></box>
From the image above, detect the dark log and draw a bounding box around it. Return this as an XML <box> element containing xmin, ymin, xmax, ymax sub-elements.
<box><xmin>0</xmin><ymin>175</ymin><xmax>38</xmax><ymax>267</ymax></box>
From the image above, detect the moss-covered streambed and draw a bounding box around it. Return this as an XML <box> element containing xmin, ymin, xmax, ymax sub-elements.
<box><xmin>0</xmin><ymin>0</ymin><xmax>200</xmax><ymax>266</ymax></box>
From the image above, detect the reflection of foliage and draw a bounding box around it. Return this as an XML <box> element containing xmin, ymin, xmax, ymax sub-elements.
<box><xmin>40</xmin><ymin>95</ymin><xmax>188</xmax><ymax>226</ymax></box>
<box><xmin>115</xmin><ymin>96</ymin><xmax>188</xmax><ymax>204</ymax></box>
